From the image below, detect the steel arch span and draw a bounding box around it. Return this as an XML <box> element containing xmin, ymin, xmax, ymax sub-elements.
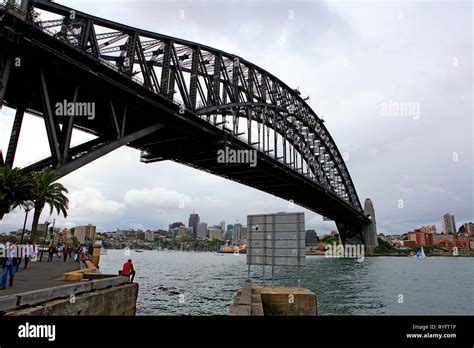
<box><xmin>0</xmin><ymin>0</ymin><xmax>376</xmax><ymax>246</ymax></box>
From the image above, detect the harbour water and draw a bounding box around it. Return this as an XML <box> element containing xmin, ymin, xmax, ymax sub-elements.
<box><xmin>99</xmin><ymin>250</ymin><xmax>474</xmax><ymax>315</ymax></box>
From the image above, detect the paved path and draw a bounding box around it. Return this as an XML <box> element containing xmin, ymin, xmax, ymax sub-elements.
<box><xmin>0</xmin><ymin>255</ymin><xmax>80</xmax><ymax>296</ymax></box>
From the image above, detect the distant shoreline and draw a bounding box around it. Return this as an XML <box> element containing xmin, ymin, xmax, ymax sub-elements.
<box><xmin>368</xmin><ymin>253</ymin><xmax>473</xmax><ymax>257</ymax></box>
<box><xmin>306</xmin><ymin>253</ymin><xmax>474</xmax><ymax>257</ymax></box>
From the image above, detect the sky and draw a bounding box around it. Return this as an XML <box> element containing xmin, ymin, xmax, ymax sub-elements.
<box><xmin>0</xmin><ymin>0</ymin><xmax>472</xmax><ymax>235</ymax></box>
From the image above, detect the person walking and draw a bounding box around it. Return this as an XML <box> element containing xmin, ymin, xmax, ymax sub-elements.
<box><xmin>120</xmin><ymin>259</ymin><xmax>136</xmax><ymax>282</ymax></box>
<box><xmin>80</xmin><ymin>245</ymin><xmax>89</xmax><ymax>263</ymax></box>
<box><xmin>47</xmin><ymin>243</ymin><xmax>56</xmax><ymax>262</ymax></box>
<box><xmin>1</xmin><ymin>240</ymin><xmax>18</xmax><ymax>289</ymax></box>
<box><xmin>63</xmin><ymin>245</ymin><xmax>68</xmax><ymax>262</ymax></box>
<box><xmin>74</xmin><ymin>245</ymin><xmax>81</xmax><ymax>263</ymax></box>
<box><xmin>23</xmin><ymin>241</ymin><xmax>34</xmax><ymax>269</ymax></box>
<box><xmin>56</xmin><ymin>245</ymin><xmax>62</xmax><ymax>262</ymax></box>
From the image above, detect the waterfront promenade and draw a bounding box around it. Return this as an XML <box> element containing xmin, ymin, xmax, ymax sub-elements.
<box><xmin>0</xmin><ymin>258</ymin><xmax>79</xmax><ymax>296</ymax></box>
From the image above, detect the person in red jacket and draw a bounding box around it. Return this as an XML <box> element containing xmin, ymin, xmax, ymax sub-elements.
<box><xmin>121</xmin><ymin>259</ymin><xmax>135</xmax><ymax>282</ymax></box>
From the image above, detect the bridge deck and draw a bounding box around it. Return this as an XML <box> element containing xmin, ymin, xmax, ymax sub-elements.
<box><xmin>0</xmin><ymin>257</ymin><xmax>80</xmax><ymax>296</ymax></box>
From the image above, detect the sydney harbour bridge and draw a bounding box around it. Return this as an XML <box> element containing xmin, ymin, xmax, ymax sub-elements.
<box><xmin>0</xmin><ymin>0</ymin><xmax>377</xmax><ymax>248</ymax></box>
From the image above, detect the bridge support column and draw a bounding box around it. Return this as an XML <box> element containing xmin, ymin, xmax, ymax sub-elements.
<box><xmin>362</xmin><ymin>198</ymin><xmax>378</xmax><ymax>254</ymax></box>
<box><xmin>335</xmin><ymin>221</ymin><xmax>364</xmax><ymax>245</ymax></box>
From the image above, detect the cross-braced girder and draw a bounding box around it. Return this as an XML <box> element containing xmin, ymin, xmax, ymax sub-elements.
<box><xmin>17</xmin><ymin>0</ymin><xmax>363</xmax><ymax>214</ymax></box>
<box><xmin>0</xmin><ymin>1</ymin><xmax>371</xmax><ymax>245</ymax></box>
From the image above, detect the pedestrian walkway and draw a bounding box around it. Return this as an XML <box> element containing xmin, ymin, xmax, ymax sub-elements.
<box><xmin>0</xmin><ymin>257</ymin><xmax>80</xmax><ymax>296</ymax></box>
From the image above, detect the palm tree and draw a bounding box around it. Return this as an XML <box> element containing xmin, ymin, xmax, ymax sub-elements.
<box><xmin>30</xmin><ymin>168</ymin><xmax>69</xmax><ymax>243</ymax></box>
<box><xmin>0</xmin><ymin>165</ymin><xmax>33</xmax><ymax>220</ymax></box>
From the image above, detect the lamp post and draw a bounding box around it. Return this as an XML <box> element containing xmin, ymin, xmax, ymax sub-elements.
<box><xmin>50</xmin><ymin>218</ymin><xmax>56</xmax><ymax>243</ymax></box>
<box><xmin>19</xmin><ymin>200</ymin><xmax>34</xmax><ymax>245</ymax></box>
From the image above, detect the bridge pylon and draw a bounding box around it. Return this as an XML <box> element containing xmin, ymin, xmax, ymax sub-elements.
<box><xmin>362</xmin><ymin>198</ymin><xmax>378</xmax><ymax>254</ymax></box>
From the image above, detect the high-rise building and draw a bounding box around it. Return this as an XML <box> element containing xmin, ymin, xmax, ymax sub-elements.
<box><xmin>459</xmin><ymin>222</ymin><xmax>474</xmax><ymax>238</ymax></box>
<box><xmin>224</xmin><ymin>230</ymin><xmax>233</xmax><ymax>240</ymax></box>
<box><xmin>72</xmin><ymin>227</ymin><xmax>86</xmax><ymax>243</ymax></box>
<box><xmin>442</xmin><ymin>213</ymin><xmax>456</xmax><ymax>234</ymax></box>
<box><xmin>145</xmin><ymin>231</ymin><xmax>155</xmax><ymax>241</ymax></box>
<box><xmin>233</xmin><ymin>223</ymin><xmax>242</xmax><ymax>242</ymax></box>
<box><xmin>177</xmin><ymin>226</ymin><xmax>188</xmax><ymax>238</ymax></box>
<box><xmin>420</xmin><ymin>225</ymin><xmax>437</xmax><ymax>234</ymax></box>
<box><xmin>219</xmin><ymin>221</ymin><xmax>226</xmax><ymax>239</ymax></box>
<box><xmin>240</xmin><ymin>227</ymin><xmax>247</xmax><ymax>241</ymax></box>
<box><xmin>208</xmin><ymin>227</ymin><xmax>222</xmax><ymax>240</ymax></box>
<box><xmin>169</xmin><ymin>222</ymin><xmax>184</xmax><ymax>231</ymax></box>
<box><xmin>305</xmin><ymin>229</ymin><xmax>318</xmax><ymax>246</ymax></box>
<box><xmin>37</xmin><ymin>223</ymin><xmax>49</xmax><ymax>235</ymax></box>
<box><xmin>196</xmin><ymin>222</ymin><xmax>208</xmax><ymax>239</ymax></box>
<box><xmin>408</xmin><ymin>229</ymin><xmax>434</xmax><ymax>246</ymax></box>
<box><xmin>227</xmin><ymin>224</ymin><xmax>233</xmax><ymax>231</ymax></box>
<box><xmin>188</xmin><ymin>213</ymin><xmax>200</xmax><ymax>237</ymax></box>
<box><xmin>232</xmin><ymin>224</ymin><xmax>247</xmax><ymax>243</ymax></box>
<box><xmin>71</xmin><ymin>224</ymin><xmax>96</xmax><ymax>242</ymax></box>
<box><xmin>85</xmin><ymin>224</ymin><xmax>96</xmax><ymax>240</ymax></box>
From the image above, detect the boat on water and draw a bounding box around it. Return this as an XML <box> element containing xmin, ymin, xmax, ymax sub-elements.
<box><xmin>414</xmin><ymin>246</ymin><xmax>426</xmax><ymax>259</ymax></box>
<box><xmin>218</xmin><ymin>245</ymin><xmax>247</xmax><ymax>254</ymax></box>
<box><xmin>134</xmin><ymin>249</ymin><xmax>144</xmax><ymax>252</ymax></box>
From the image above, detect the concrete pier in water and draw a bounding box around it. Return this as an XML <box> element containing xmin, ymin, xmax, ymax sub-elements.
<box><xmin>230</xmin><ymin>280</ymin><xmax>317</xmax><ymax>316</ymax></box>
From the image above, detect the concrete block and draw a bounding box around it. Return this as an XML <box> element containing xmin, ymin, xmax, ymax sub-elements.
<box><xmin>236</xmin><ymin>305</ymin><xmax>251</xmax><ymax>316</ymax></box>
<box><xmin>9</xmin><ymin>283</ymin><xmax>139</xmax><ymax>316</ymax></box>
<box><xmin>83</xmin><ymin>273</ymin><xmax>116</xmax><ymax>280</ymax></box>
<box><xmin>0</xmin><ymin>295</ymin><xmax>19</xmax><ymax>311</ymax></box>
<box><xmin>259</xmin><ymin>287</ymin><xmax>317</xmax><ymax>316</ymax></box>
<box><xmin>63</xmin><ymin>272</ymin><xmax>83</xmax><ymax>281</ymax></box>
<box><xmin>84</xmin><ymin>260</ymin><xmax>98</xmax><ymax>270</ymax></box>
<box><xmin>239</xmin><ymin>280</ymin><xmax>252</xmax><ymax>305</ymax></box>
<box><xmin>17</xmin><ymin>282</ymin><xmax>93</xmax><ymax>307</ymax></box>
<box><xmin>91</xmin><ymin>276</ymin><xmax>129</xmax><ymax>290</ymax></box>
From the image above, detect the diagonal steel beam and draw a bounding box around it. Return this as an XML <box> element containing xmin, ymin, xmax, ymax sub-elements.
<box><xmin>21</xmin><ymin>137</ymin><xmax>105</xmax><ymax>173</ymax></box>
<box><xmin>5</xmin><ymin>107</ymin><xmax>25</xmax><ymax>166</ymax></box>
<box><xmin>39</xmin><ymin>70</ymin><xmax>62</xmax><ymax>164</ymax></box>
<box><xmin>0</xmin><ymin>55</ymin><xmax>12</xmax><ymax>105</ymax></box>
<box><xmin>60</xmin><ymin>85</ymin><xmax>79</xmax><ymax>165</ymax></box>
<box><xmin>55</xmin><ymin>123</ymin><xmax>165</xmax><ymax>179</ymax></box>
<box><xmin>108</xmin><ymin>100</ymin><xmax>121</xmax><ymax>138</ymax></box>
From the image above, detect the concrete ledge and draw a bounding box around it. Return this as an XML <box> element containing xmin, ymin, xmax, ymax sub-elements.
<box><xmin>1</xmin><ymin>274</ymin><xmax>128</xmax><ymax>312</ymax></box>
<box><xmin>16</xmin><ymin>282</ymin><xmax>94</xmax><ymax>307</ymax></box>
<box><xmin>8</xmin><ymin>283</ymin><xmax>139</xmax><ymax>316</ymax></box>
<box><xmin>236</xmin><ymin>304</ymin><xmax>251</xmax><ymax>315</ymax></box>
<box><xmin>0</xmin><ymin>295</ymin><xmax>18</xmax><ymax>312</ymax></box>
<box><xmin>91</xmin><ymin>276</ymin><xmax>130</xmax><ymax>291</ymax></box>
<box><xmin>236</xmin><ymin>280</ymin><xmax>252</xmax><ymax>316</ymax></box>
<box><xmin>83</xmin><ymin>273</ymin><xmax>117</xmax><ymax>280</ymax></box>
<box><xmin>239</xmin><ymin>280</ymin><xmax>252</xmax><ymax>305</ymax></box>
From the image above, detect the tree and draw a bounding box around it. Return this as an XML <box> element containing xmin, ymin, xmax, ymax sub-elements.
<box><xmin>373</xmin><ymin>237</ymin><xmax>395</xmax><ymax>254</ymax></box>
<box><xmin>30</xmin><ymin>169</ymin><xmax>69</xmax><ymax>242</ymax></box>
<box><xmin>70</xmin><ymin>236</ymin><xmax>79</xmax><ymax>246</ymax></box>
<box><xmin>0</xmin><ymin>165</ymin><xmax>33</xmax><ymax>220</ymax></box>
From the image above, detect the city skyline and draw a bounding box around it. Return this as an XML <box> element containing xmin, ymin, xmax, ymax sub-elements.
<box><xmin>1</xmin><ymin>208</ymin><xmax>471</xmax><ymax>238</ymax></box>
